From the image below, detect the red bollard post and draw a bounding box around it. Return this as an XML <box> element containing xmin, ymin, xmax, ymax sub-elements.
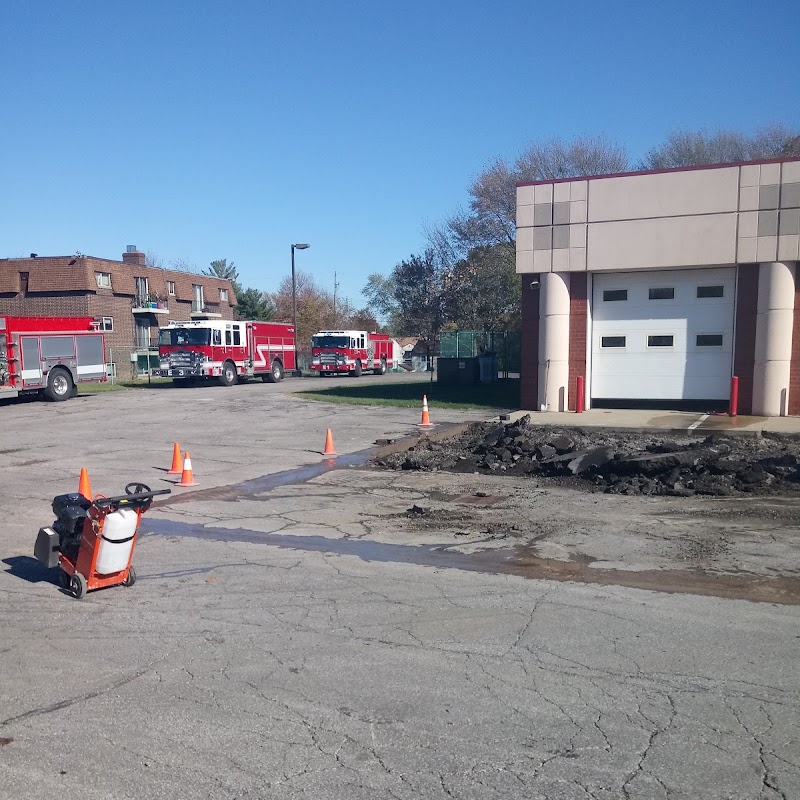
<box><xmin>729</xmin><ymin>376</ymin><xmax>739</xmax><ymax>417</ymax></box>
<box><xmin>576</xmin><ymin>376</ymin><xmax>585</xmax><ymax>414</ymax></box>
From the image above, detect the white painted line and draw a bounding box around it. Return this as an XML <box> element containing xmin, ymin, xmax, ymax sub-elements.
<box><xmin>688</xmin><ymin>413</ymin><xmax>709</xmax><ymax>431</ymax></box>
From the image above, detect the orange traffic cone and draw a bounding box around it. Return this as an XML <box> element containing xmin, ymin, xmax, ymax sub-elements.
<box><xmin>178</xmin><ymin>452</ymin><xmax>196</xmax><ymax>487</ymax></box>
<box><xmin>322</xmin><ymin>428</ymin><xmax>337</xmax><ymax>456</ymax></box>
<box><xmin>78</xmin><ymin>467</ymin><xmax>93</xmax><ymax>499</ymax></box>
<box><xmin>167</xmin><ymin>442</ymin><xmax>183</xmax><ymax>474</ymax></box>
<box><xmin>419</xmin><ymin>395</ymin><xmax>433</xmax><ymax>427</ymax></box>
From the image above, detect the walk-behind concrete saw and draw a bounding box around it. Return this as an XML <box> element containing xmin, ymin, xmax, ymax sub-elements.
<box><xmin>34</xmin><ymin>483</ymin><xmax>170</xmax><ymax>599</ymax></box>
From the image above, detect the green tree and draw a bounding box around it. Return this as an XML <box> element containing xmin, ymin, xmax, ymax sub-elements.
<box><xmin>203</xmin><ymin>258</ymin><xmax>274</xmax><ymax>321</ymax></box>
<box><xmin>236</xmin><ymin>288</ymin><xmax>276</xmax><ymax>321</ymax></box>
<box><xmin>204</xmin><ymin>258</ymin><xmax>239</xmax><ymax>287</ymax></box>
<box><xmin>365</xmin><ymin>249</ymin><xmax>465</xmax><ymax>378</ymax></box>
<box><xmin>450</xmin><ymin>244</ymin><xmax>520</xmax><ymax>331</ymax></box>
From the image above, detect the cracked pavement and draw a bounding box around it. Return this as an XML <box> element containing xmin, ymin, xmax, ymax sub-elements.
<box><xmin>1</xmin><ymin>377</ymin><xmax>799</xmax><ymax>799</ymax></box>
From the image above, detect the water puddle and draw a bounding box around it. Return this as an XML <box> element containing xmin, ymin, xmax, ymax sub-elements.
<box><xmin>142</xmin><ymin>517</ymin><xmax>800</xmax><ymax>605</ymax></box>
<box><xmin>158</xmin><ymin>452</ymin><xmax>374</xmax><ymax>505</ymax></box>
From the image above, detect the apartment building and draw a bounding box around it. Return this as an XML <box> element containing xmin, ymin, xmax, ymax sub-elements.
<box><xmin>0</xmin><ymin>246</ymin><xmax>236</xmax><ymax>377</ymax></box>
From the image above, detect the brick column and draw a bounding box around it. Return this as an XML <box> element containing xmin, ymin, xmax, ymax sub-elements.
<box><xmin>733</xmin><ymin>265</ymin><xmax>759</xmax><ymax>415</ymax></box>
<box><xmin>520</xmin><ymin>276</ymin><xmax>540</xmax><ymax>410</ymax></box>
<box><xmin>568</xmin><ymin>273</ymin><xmax>587</xmax><ymax>411</ymax></box>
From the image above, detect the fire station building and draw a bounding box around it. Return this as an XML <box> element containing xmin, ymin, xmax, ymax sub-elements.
<box><xmin>516</xmin><ymin>157</ymin><xmax>800</xmax><ymax>416</ymax></box>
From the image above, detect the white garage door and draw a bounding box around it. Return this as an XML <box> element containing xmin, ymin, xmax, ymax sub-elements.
<box><xmin>591</xmin><ymin>268</ymin><xmax>735</xmax><ymax>401</ymax></box>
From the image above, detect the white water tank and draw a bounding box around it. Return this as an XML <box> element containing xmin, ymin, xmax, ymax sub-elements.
<box><xmin>95</xmin><ymin>507</ymin><xmax>138</xmax><ymax>575</ymax></box>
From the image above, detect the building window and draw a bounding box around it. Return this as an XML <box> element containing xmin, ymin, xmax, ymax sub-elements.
<box><xmin>220</xmin><ymin>288</ymin><xmax>229</xmax><ymax>302</ymax></box>
<box><xmin>697</xmin><ymin>285</ymin><xmax>724</xmax><ymax>298</ymax></box>
<box><xmin>603</xmin><ymin>289</ymin><xmax>627</xmax><ymax>302</ymax></box>
<box><xmin>99</xmin><ymin>317</ymin><xmax>113</xmax><ymax>331</ymax></box>
<box><xmin>134</xmin><ymin>276</ymin><xmax>148</xmax><ymax>306</ymax></box>
<box><xmin>647</xmin><ymin>335</ymin><xmax>674</xmax><ymax>347</ymax></box>
<box><xmin>601</xmin><ymin>336</ymin><xmax>626</xmax><ymax>348</ymax></box>
<box><xmin>649</xmin><ymin>287</ymin><xmax>675</xmax><ymax>300</ymax></box>
<box><xmin>95</xmin><ymin>271</ymin><xmax>111</xmax><ymax>288</ymax></box>
<box><xmin>696</xmin><ymin>334</ymin><xmax>723</xmax><ymax>347</ymax></box>
<box><xmin>167</xmin><ymin>281</ymin><xmax>175</xmax><ymax>295</ymax></box>
<box><xmin>192</xmin><ymin>284</ymin><xmax>204</xmax><ymax>312</ymax></box>
<box><xmin>19</xmin><ymin>272</ymin><xmax>29</xmax><ymax>295</ymax></box>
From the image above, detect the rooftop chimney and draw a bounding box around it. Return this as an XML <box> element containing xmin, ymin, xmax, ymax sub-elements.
<box><xmin>122</xmin><ymin>245</ymin><xmax>146</xmax><ymax>266</ymax></box>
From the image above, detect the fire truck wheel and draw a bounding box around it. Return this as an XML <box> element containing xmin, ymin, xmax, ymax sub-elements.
<box><xmin>373</xmin><ymin>358</ymin><xmax>387</xmax><ymax>375</ymax></box>
<box><xmin>123</xmin><ymin>566</ymin><xmax>137</xmax><ymax>587</ymax></box>
<box><xmin>69</xmin><ymin>572</ymin><xmax>87</xmax><ymax>600</ymax></box>
<box><xmin>44</xmin><ymin>367</ymin><xmax>73</xmax><ymax>402</ymax></box>
<box><xmin>353</xmin><ymin>360</ymin><xmax>362</xmax><ymax>378</ymax></box>
<box><xmin>265</xmin><ymin>359</ymin><xmax>284</xmax><ymax>383</ymax></box>
<box><xmin>219</xmin><ymin>361</ymin><xmax>238</xmax><ymax>387</ymax></box>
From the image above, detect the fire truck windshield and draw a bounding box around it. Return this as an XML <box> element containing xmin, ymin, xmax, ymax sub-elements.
<box><xmin>312</xmin><ymin>335</ymin><xmax>349</xmax><ymax>349</ymax></box>
<box><xmin>158</xmin><ymin>328</ymin><xmax>211</xmax><ymax>346</ymax></box>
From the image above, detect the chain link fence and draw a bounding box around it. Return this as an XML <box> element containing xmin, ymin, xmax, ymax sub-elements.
<box><xmin>438</xmin><ymin>331</ymin><xmax>520</xmax><ymax>377</ymax></box>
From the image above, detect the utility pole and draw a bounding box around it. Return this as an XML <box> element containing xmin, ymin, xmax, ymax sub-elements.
<box><xmin>333</xmin><ymin>271</ymin><xmax>339</xmax><ymax>325</ymax></box>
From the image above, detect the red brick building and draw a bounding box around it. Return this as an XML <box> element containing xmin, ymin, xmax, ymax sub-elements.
<box><xmin>0</xmin><ymin>247</ymin><xmax>236</xmax><ymax>378</ymax></box>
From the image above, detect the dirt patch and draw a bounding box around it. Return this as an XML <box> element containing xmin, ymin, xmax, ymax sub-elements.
<box><xmin>375</xmin><ymin>417</ymin><xmax>800</xmax><ymax>497</ymax></box>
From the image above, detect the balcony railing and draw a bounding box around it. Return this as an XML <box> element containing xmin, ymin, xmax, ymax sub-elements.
<box><xmin>133</xmin><ymin>335</ymin><xmax>158</xmax><ymax>351</ymax></box>
<box><xmin>190</xmin><ymin>303</ymin><xmax>222</xmax><ymax>319</ymax></box>
<box><xmin>132</xmin><ymin>293</ymin><xmax>169</xmax><ymax>314</ymax></box>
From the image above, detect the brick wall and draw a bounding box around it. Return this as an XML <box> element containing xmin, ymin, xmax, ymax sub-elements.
<box><xmin>0</xmin><ymin>292</ymin><xmax>89</xmax><ymax>317</ymax></box>
<box><xmin>520</xmin><ymin>277</ymin><xmax>540</xmax><ymax>409</ymax></box>
<box><xmin>567</xmin><ymin>274</ymin><xmax>587</xmax><ymax>411</ymax></box>
<box><xmin>789</xmin><ymin>266</ymin><xmax>800</xmax><ymax>416</ymax></box>
<box><xmin>733</xmin><ymin>264</ymin><xmax>759</xmax><ymax>415</ymax></box>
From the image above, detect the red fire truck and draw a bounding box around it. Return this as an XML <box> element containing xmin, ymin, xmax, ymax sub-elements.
<box><xmin>310</xmin><ymin>329</ymin><xmax>397</xmax><ymax>376</ymax></box>
<box><xmin>0</xmin><ymin>316</ymin><xmax>107</xmax><ymax>402</ymax></box>
<box><xmin>157</xmin><ymin>319</ymin><xmax>296</xmax><ymax>386</ymax></box>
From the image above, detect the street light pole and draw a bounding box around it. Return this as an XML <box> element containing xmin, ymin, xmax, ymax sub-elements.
<box><xmin>291</xmin><ymin>243</ymin><xmax>309</xmax><ymax>370</ymax></box>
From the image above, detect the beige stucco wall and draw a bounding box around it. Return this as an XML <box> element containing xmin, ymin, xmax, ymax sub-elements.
<box><xmin>516</xmin><ymin>158</ymin><xmax>800</xmax><ymax>274</ymax></box>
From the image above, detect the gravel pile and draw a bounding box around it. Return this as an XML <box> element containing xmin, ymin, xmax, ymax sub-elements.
<box><xmin>375</xmin><ymin>416</ymin><xmax>800</xmax><ymax>496</ymax></box>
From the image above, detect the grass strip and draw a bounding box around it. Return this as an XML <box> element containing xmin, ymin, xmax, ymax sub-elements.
<box><xmin>296</xmin><ymin>378</ymin><xmax>520</xmax><ymax>410</ymax></box>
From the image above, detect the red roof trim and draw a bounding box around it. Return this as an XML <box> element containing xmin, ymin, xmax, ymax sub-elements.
<box><xmin>516</xmin><ymin>155</ymin><xmax>800</xmax><ymax>188</ymax></box>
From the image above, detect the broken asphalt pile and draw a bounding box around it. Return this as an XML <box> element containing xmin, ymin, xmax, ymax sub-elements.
<box><xmin>375</xmin><ymin>416</ymin><xmax>800</xmax><ymax>496</ymax></box>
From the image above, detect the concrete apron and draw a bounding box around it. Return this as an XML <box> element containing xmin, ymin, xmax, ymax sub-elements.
<box><xmin>497</xmin><ymin>408</ymin><xmax>800</xmax><ymax>435</ymax></box>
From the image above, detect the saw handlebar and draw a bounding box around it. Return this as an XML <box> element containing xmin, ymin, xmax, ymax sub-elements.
<box><xmin>93</xmin><ymin>487</ymin><xmax>172</xmax><ymax>509</ymax></box>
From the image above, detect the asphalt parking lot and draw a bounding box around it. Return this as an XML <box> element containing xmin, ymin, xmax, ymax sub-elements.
<box><xmin>1</xmin><ymin>375</ymin><xmax>799</xmax><ymax>799</ymax></box>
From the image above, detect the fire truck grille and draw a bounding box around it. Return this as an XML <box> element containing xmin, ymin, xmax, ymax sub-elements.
<box><xmin>320</xmin><ymin>354</ymin><xmax>341</xmax><ymax>365</ymax></box>
<box><xmin>169</xmin><ymin>351</ymin><xmax>196</xmax><ymax>367</ymax></box>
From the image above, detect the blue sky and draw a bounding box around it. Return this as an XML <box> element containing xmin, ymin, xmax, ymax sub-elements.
<box><xmin>2</xmin><ymin>0</ymin><xmax>798</xmax><ymax>307</ymax></box>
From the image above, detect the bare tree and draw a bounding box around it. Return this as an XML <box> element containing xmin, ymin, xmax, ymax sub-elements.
<box><xmin>144</xmin><ymin>250</ymin><xmax>164</xmax><ymax>268</ymax></box>
<box><xmin>641</xmin><ymin>124</ymin><xmax>800</xmax><ymax>169</ymax></box>
<box><xmin>450</xmin><ymin>135</ymin><xmax>629</xmax><ymax>254</ymax></box>
<box><xmin>170</xmin><ymin>257</ymin><xmax>199</xmax><ymax>273</ymax></box>
<box><xmin>515</xmin><ymin>134</ymin><xmax>629</xmax><ymax>182</ymax></box>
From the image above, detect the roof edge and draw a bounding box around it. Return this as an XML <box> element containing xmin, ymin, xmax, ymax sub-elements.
<box><xmin>516</xmin><ymin>155</ymin><xmax>800</xmax><ymax>188</ymax></box>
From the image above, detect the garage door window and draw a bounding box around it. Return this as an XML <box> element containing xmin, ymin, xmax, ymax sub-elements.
<box><xmin>601</xmin><ymin>336</ymin><xmax>626</xmax><ymax>348</ymax></box>
<box><xmin>697</xmin><ymin>285</ymin><xmax>724</xmax><ymax>298</ymax></box>
<box><xmin>647</xmin><ymin>335</ymin><xmax>674</xmax><ymax>347</ymax></box>
<box><xmin>696</xmin><ymin>334</ymin><xmax>724</xmax><ymax>347</ymax></box>
<box><xmin>603</xmin><ymin>289</ymin><xmax>627</xmax><ymax>301</ymax></box>
<box><xmin>649</xmin><ymin>287</ymin><xmax>675</xmax><ymax>300</ymax></box>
